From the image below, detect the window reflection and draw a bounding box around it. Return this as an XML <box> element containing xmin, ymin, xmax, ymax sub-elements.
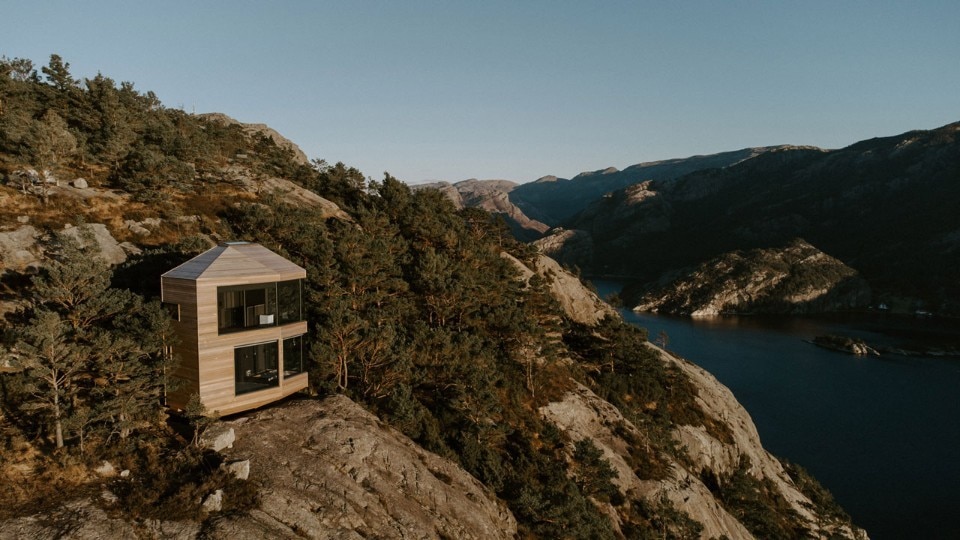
<box><xmin>234</xmin><ymin>341</ymin><xmax>279</xmax><ymax>395</ymax></box>
<box><xmin>217</xmin><ymin>280</ymin><xmax>302</xmax><ymax>334</ymax></box>
<box><xmin>283</xmin><ymin>335</ymin><xmax>305</xmax><ymax>377</ymax></box>
<box><xmin>277</xmin><ymin>280</ymin><xmax>302</xmax><ymax>325</ymax></box>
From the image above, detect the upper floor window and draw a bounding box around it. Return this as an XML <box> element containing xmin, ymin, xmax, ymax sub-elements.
<box><xmin>217</xmin><ymin>279</ymin><xmax>303</xmax><ymax>334</ymax></box>
<box><xmin>277</xmin><ymin>279</ymin><xmax>302</xmax><ymax>325</ymax></box>
<box><xmin>162</xmin><ymin>302</ymin><xmax>180</xmax><ymax>321</ymax></box>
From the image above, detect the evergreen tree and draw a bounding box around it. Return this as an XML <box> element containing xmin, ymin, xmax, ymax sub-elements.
<box><xmin>30</xmin><ymin>230</ymin><xmax>133</xmax><ymax>333</ymax></box>
<box><xmin>85</xmin><ymin>73</ymin><xmax>136</xmax><ymax>169</ymax></box>
<box><xmin>0</xmin><ymin>55</ymin><xmax>37</xmax><ymax>82</ymax></box>
<box><xmin>9</xmin><ymin>228</ymin><xmax>171</xmax><ymax>449</ymax></box>
<box><xmin>41</xmin><ymin>54</ymin><xmax>79</xmax><ymax>91</ymax></box>
<box><xmin>25</xmin><ymin>110</ymin><xmax>77</xmax><ymax>204</ymax></box>
<box><xmin>13</xmin><ymin>310</ymin><xmax>85</xmax><ymax>449</ymax></box>
<box><xmin>90</xmin><ymin>300</ymin><xmax>175</xmax><ymax>440</ymax></box>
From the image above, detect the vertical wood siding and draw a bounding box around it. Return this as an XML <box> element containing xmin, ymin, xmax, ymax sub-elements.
<box><xmin>161</xmin><ymin>244</ymin><xmax>308</xmax><ymax>416</ymax></box>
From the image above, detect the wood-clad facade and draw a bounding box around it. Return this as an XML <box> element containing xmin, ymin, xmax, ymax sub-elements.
<box><xmin>161</xmin><ymin>242</ymin><xmax>308</xmax><ymax>416</ymax></box>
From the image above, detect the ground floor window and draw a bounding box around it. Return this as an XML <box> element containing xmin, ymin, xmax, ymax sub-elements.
<box><xmin>235</xmin><ymin>341</ymin><xmax>279</xmax><ymax>395</ymax></box>
<box><xmin>283</xmin><ymin>335</ymin><xmax>305</xmax><ymax>377</ymax></box>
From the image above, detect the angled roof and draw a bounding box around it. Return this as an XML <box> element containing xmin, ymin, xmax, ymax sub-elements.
<box><xmin>162</xmin><ymin>242</ymin><xmax>305</xmax><ymax>281</ymax></box>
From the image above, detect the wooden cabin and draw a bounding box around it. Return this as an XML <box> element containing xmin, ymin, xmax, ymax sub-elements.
<box><xmin>161</xmin><ymin>242</ymin><xmax>308</xmax><ymax>415</ymax></box>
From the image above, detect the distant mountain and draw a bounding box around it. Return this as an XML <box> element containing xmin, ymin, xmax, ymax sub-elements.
<box><xmin>540</xmin><ymin>122</ymin><xmax>960</xmax><ymax>314</ymax></box>
<box><xmin>418</xmin><ymin>148</ymin><xmax>790</xmax><ymax>241</ymax></box>
<box><xmin>414</xmin><ymin>179</ymin><xmax>550</xmax><ymax>241</ymax></box>
<box><xmin>509</xmin><ymin>147</ymin><xmax>792</xmax><ymax>225</ymax></box>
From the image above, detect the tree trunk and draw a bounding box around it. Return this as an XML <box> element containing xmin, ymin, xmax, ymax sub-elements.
<box><xmin>54</xmin><ymin>385</ymin><xmax>64</xmax><ymax>448</ymax></box>
<box><xmin>120</xmin><ymin>410</ymin><xmax>130</xmax><ymax>439</ymax></box>
<box><xmin>55</xmin><ymin>420</ymin><xmax>64</xmax><ymax>448</ymax></box>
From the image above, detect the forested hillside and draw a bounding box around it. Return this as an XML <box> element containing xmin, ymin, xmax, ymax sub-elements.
<box><xmin>0</xmin><ymin>54</ymin><xmax>862</xmax><ymax>539</ymax></box>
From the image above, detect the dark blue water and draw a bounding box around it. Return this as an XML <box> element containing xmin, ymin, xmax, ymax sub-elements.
<box><xmin>593</xmin><ymin>282</ymin><xmax>960</xmax><ymax>540</ymax></box>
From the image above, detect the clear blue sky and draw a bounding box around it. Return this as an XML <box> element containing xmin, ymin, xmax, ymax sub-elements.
<box><xmin>5</xmin><ymin>1</ymin><xmax>959</xmax><ymax>183</ymax></box>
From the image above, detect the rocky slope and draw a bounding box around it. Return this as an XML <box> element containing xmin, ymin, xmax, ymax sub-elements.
<box><xmin>197</xmin><ymin>113</ymin><xmax>311</xmax><ymax>166</ymax></box>
<box><xmin>548</xmin><ymin>122</ymin><xmax>960</xmax><ymax>314</ymax></box>
<box><xmin>502</xmin><ymin>251</ymin><xmax>616</xmax><ymax>325</ymax></box>
<box><xmin>532</xmin><ymin>228</ymin><xmax>595</xmax><ymax>271</ymax></box>
<box><xmin>0</xmin><ymin>396</ymin><xmax>517</xmax><ymax>540</ymax></box>
<box><xmin>416</xmin><ymin>179</ymin><xmax>550</xmax><ymax>241</ymax></box>
<box><xmin>535</xmin><ymin>261</ymin><xmax>865</xmax><ymax>539</ymax></box>
<box><xmin>212</xmin><ymin>396</ymin><xmax>517</xmax><ymax>539</ymax></box>
<box><xmin>631</xmin><ymin>239</ymin><xmax>871</xmax><ymax>316</ymax></box>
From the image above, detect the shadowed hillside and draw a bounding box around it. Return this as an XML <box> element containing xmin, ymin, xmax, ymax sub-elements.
<box><xmin>540</xmin><ymin>123</ymin><xmax>960</xmax><ymax>314</ymax></box>
<box><xmin>509</xmin><ymin>147</ymin><xmax>792</xmax><ymax>226</ymax></box>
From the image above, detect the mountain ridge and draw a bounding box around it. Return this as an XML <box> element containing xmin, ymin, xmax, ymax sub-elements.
<box><xmin>539</xmin><ymin>121</ymin><xmax>960</xmax><ymax>314</ymax></box>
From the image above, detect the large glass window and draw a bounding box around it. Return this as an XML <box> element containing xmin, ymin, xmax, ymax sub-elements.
<box><xmin>277</xmin><ymin>279</ymin><xmax>302</xmax><ymax>325</ymax></box>
<box><xmin>283</xmin><ymin>335</ymin><xmax>305</xmax><ymax>377</ymax></box>
<box><xmin>235</xmin><ymin>341</ymin><xmax>279</xmax><ymax>395</ymax></box>
<box><xmin>217</xmin><ymin>283</ymin><xmax>278</xmax><ymax>333</ymax></box>
<box><xmin>217</xmin><ymin>281</ymin><xmax>302</xmax><ymax>334</ymax></box>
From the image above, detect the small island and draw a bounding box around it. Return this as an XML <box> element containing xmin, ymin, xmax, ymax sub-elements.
<box><xmin>811</xmin><ymin>335</ymin><xmax>881</xmax><ymax>356</ymax></box>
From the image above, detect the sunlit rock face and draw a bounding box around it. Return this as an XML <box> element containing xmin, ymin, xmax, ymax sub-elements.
<box><xmin>415</xmin><ymin>179</ymin><xmax>550</xmax><ymax>241</ymax></box>
<box><xmin>632</xmin><ymin>239</ymin><xmax>871</xmax><ymax>316</ymax></box>
<box><xmin>212</xmin><ymin>396</ymin><xmax>518</xmax><ymax>540</ymax></box>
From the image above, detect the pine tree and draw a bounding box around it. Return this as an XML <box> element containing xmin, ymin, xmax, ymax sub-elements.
<box><xmin>85</xmin><ymin>73</ymin><xmax>136</xmax><ymax>169</ymax></box>
<box><xmin>41</xmin><ymin>54</ymin><xmax>79</xmax><ymax>91</ymax></box>
<box><xmin>13</xmin><ymin>310</ymin><xmax>85</xmax><ymax>449</ymax></box>
<box><xmin>90</xmin><ymin>300</ymin><xmax>175</xmax><ymax>440</ymax></box>
<box><xmin>11</xmin><ymin>228</ymin><xmax>172</xmax><ymax>449</ymax></box>
<box><xmin>30</xmin><ymin>229</ymin><xmax>132</xmax><ymax>333</ymax></box>
<box><xmin>25</xmin><ymin>110</ymin><xmax>76</xmax><ymax>204</ymax></box>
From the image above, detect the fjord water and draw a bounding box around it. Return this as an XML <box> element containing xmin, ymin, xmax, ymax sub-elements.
<box><xmin>593</xmin><ymin>282</ymin><xmax>960</xmax><ymax>539</ymax></box>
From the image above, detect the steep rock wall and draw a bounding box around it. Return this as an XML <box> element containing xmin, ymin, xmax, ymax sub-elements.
<box><xmin>502</xmin><ymin>252</ymin><xmax>615</xmax><ymax>325</ymax></box>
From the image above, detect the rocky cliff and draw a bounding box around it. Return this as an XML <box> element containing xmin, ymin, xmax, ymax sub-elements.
<box><xmin>631</xmin><ymin>239</ymin><xmax>871</xmax><ymax>316</ymax></box>
<box><xmin>534</xmin><ymin>259</ymin><xmax>865</xmax><ymax>539</ymax></box>
<box><xmin>502</xmin><ymin>251</ymin><xmax>616</xmax><ymax>325</ymax></box>
<box><xmin>0</xmin><ymin>396</ymin><xmax>517</xmax><ymax>540</ymax></box>
<box><xmin>211</xmin><ymin>396</ymin><xmax>518</xmax><ymax>539</ymax></box>
<box><xmin>415</xmin><ymin>179</ymin><xmax>550</xmax><ymax>241</ymax></box>
<box><xmin>533</xmin><ymin>228</ymin><xmax>595</xmax><ymax>271</ymax></box>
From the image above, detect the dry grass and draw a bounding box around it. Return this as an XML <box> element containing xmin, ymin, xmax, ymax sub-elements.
<box><xmin>0</xmin><ymin>435</ymin><xmax>97</xmax><ymax>520</ymax></box>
